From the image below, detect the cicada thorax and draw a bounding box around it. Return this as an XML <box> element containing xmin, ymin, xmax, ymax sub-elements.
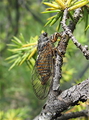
<box><xmin>32</xmin><ymin>32</ymin><xmax>60</xmax><ymax>99</ymax></box>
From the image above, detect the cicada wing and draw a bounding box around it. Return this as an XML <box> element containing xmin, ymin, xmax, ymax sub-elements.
<box><xmin>32</xmin><ymin>66</ymin><xmax>51</xmax><ymax>99</ymax></box>
<box><xmin>32</xmin><ymin>42</ymin><xmax>53</xmax><ymax>99</ymax></box>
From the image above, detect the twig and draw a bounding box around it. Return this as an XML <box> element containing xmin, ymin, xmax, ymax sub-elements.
<box><xmin>77</xmin><ymin>63</ymin><xmax>89</xmax><ymax>79</ymax></box>
<box><xmin>61</xmin><ymin>8</ymin><xmax>89</xmax><ymax>60</ymax></box>
<box><xmin>57</xmin><ymin>110</ymin><xmax>89</xmax><ymax>120</ymax></box>
<box><xmin>51</xmin><ymin>8</ymin><xmax>83</xmax><ymax>94</ymax></box>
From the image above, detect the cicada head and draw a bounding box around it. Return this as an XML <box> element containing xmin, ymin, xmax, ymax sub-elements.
<box><xmin>37</xmin><ymin>32</ymin><xmax>49</xmax><ymax>52</ymax></box>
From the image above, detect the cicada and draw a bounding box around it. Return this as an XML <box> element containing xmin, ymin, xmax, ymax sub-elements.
<box><xmin>32</xmin><ymin>32</ymin><xmax>60</xmax><ymax>99</ymax></box>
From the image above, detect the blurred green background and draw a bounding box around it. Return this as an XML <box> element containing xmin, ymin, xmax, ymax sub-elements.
<box><xmin>0</xmin><ymin>0</ymin><xmax>89</xmax><ymax>120</ymax></box>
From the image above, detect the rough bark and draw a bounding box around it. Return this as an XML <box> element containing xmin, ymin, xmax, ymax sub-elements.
<box><xmin>33</xmin><ymin>79</ymin><xmax>89</xmax><ymax>120</ymax></box>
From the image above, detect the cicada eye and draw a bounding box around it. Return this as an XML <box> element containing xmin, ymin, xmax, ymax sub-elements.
<box><xmin>43</xmin><ymin>32</ymin><xmax>47</xmax><ymax>37</ymax></box>
<box><xmin>54</xmin><ymin>32</ymin><xmax>58</xmax><ymax>37</ymax></box>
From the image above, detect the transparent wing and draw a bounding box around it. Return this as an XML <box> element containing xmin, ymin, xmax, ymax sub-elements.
<box><xmin>32</xmin><ymin>65</ymin><xmax>51</xmax><ymax>99</ymax></box>
<box><xmin>32</xmin><ymin>42</ymin><xmax>53</xmax><ymax>99</ymax></box>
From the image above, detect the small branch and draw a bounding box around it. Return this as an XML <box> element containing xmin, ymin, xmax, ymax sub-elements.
<box><xmin>61</xmin><ymin>8</ymin><xmax>89</xmax><ymax>60</ymax></box>
<box><xmin>52</xmin><ymin>34</ymin><xmax>69</xmax><ymax>90</ymax></box>
<box><xmin>77</xmin><ymin>63</ymin><xmax>89</xmax><ymax>79</ymax></box>
<box><xmin>14</xmin><ymin>0</ymin><xmax>20</xmax><ymax>35</ymax></box>
<box><xmin>48</xmin><ymin>33</ymin><xmax>69</xmax><ymax>100</ymax></box>
<box><xmin>20</xmin><ymin>1</ymin><xmax>44</xmax><ymax>25</ymax></box>
<box><xmin>51</xmin><ymin>8</ymin><xmax>82</xmax><ymax>93</ymax></box>
<box><xmin>57</xmin><ymin>110</ymin><xmax>89</xmax><ymax>120</ymax></box>
<box><xmin>52</xmin><ymin>55</ymin><xmax>63</xmax><ymax>91</ymax></box>
<box><xmin>51</xmin><ymin>8</ymin><xmax>83</xmax><ymax>92</ymax></box>
<box><xmin>68</xmin><ymin>8</ymin><xmax>82</xmax><ymax>32</ymax></box>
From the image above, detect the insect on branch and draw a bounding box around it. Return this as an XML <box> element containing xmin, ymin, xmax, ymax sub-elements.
<box><xmin>33</xmin><ymin>7</ymin><xmax>89</xmax><ymax>120</ymax></box>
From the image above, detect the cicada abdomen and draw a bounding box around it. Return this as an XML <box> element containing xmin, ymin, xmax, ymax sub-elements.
<box><xmin>32</xmin><ymin>32</ymin><xmax>53</xmax><ymax>99</ymax></box>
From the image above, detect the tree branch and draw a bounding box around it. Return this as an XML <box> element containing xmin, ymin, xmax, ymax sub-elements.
<box><xmin>49</xmin><ymin>7</ymin><xmax>82</xmax><ymax>102</ymax></box>
<box><xmin>33</xmin><ymin>79</ymin><xmax>89</xmax><ymax>120</ymax></box>
<box><xmin>77</xmin><ymin>63</ymin><xmax>89</xmax><ymax>79</ymax></box>
<box><xmin>20</xmin><ymin>0</ymin><xmax>44</xmax><ymax>25</ymax></box>
<box><xmin>33</xmin><ymin>7</ymin><xmax>89</xmax><ymax>120</ymax></box>
<box><xmin>57</xmin><ymin>110</ymin><xmax>89</xmax><ymax>120</ymax></box>
<box><xmin>61</xmin><ymin>8</ymin><xmax>89</xmax><ymax>60</ymax></box>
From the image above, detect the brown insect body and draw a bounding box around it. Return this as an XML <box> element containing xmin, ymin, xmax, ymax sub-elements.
<box><xmin>36</xmin><ymin>40</ymin><xmax>53</xmax><ymax>85</ymax></box>
<box><xmin>32</xmin><ymin>32</ymin><xmax>60</xmax><ymax>99</ymax></box>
